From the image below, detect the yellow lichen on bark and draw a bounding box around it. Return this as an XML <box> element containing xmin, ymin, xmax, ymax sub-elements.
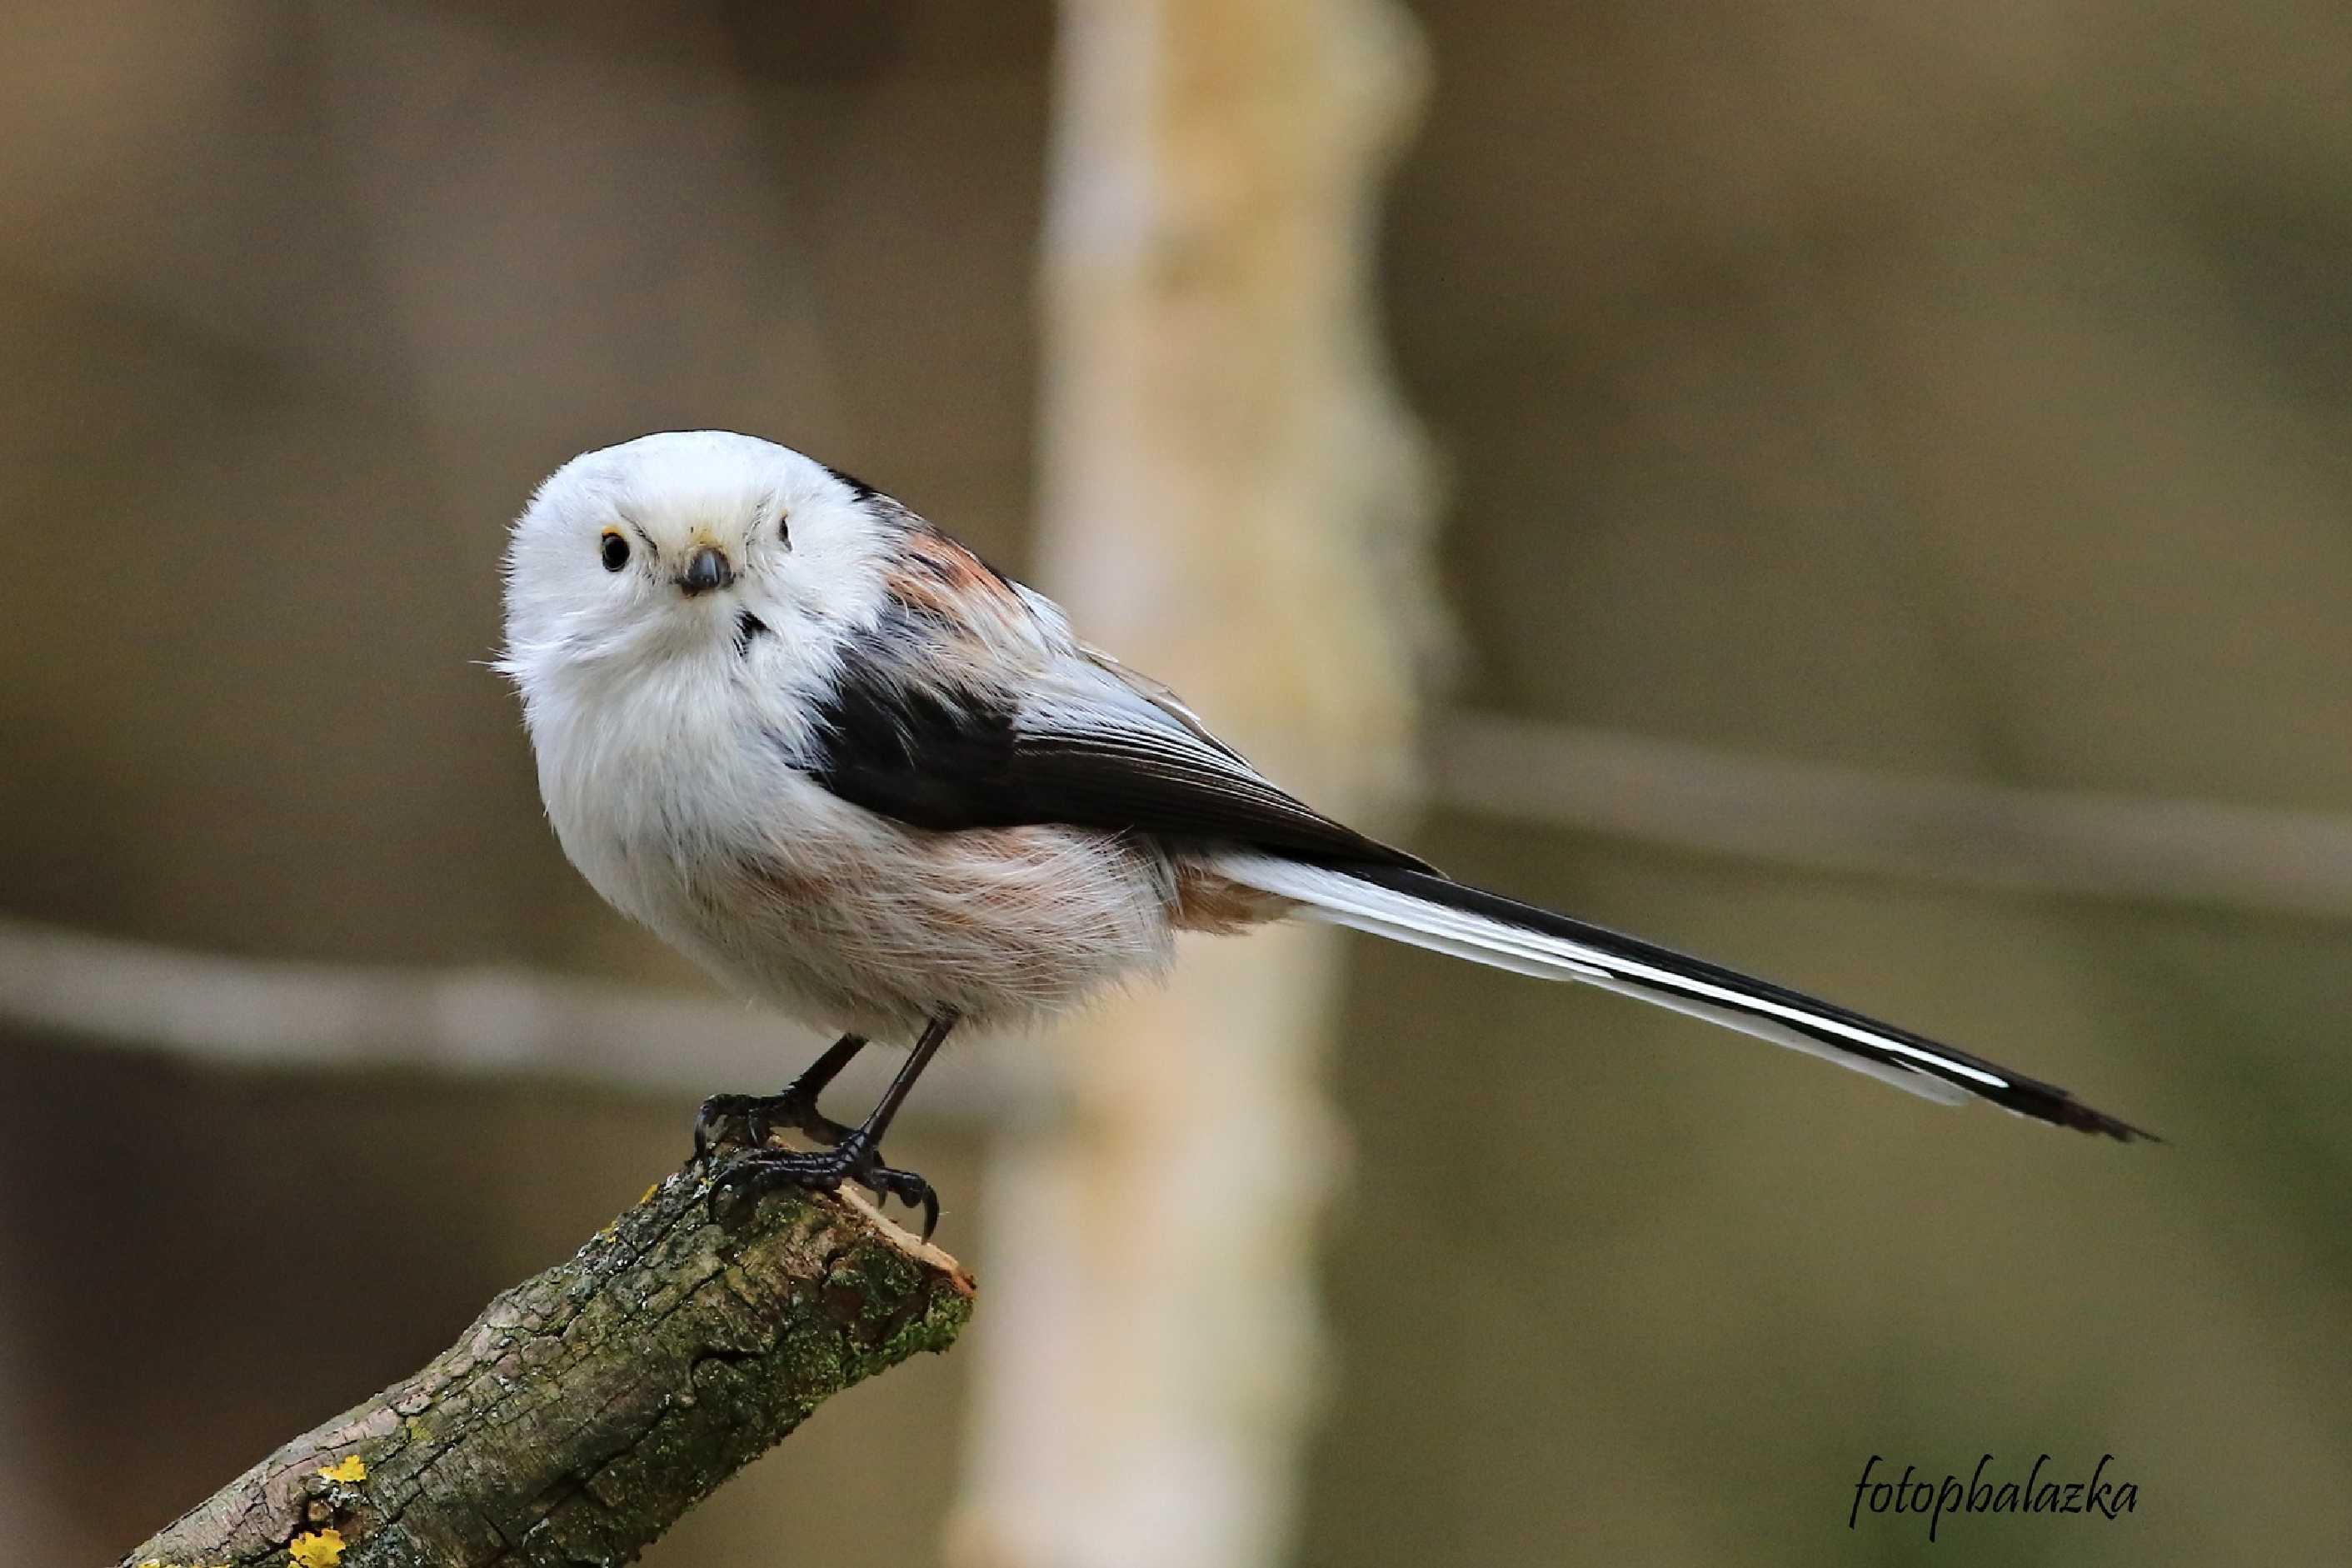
<box><xmin>287</xmin><ymin>1530</ymin><xmax>344</xmax><ymax>1567</ymax></box>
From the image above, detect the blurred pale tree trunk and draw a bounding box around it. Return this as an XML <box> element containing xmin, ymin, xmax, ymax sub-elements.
<box><xmin>946</xmin><ymin>3</ymin><xmax>1439</xmax><ymax>1567</ymax></box>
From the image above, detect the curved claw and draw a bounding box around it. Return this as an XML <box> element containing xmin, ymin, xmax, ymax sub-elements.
<box><xmin>856</xmin><ymin>1165</ymin><xmax>939</xmax><ymax>1243</ymax></box>
<box><xmin>703</xmin><ymin>1154</ymin><xmax>776</xmax><ymax>1220</ymax></box>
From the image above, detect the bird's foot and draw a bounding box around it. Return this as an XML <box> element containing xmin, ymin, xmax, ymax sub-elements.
<box><xmin>692</xmin><ymin>1088</ymin><xmax>854</xmax><ymax>1167</ymax></box>
<box><xmin>706</xmin><ymin>1131</ymin><xmax>941</xmax><ymax>1242</ymax></box>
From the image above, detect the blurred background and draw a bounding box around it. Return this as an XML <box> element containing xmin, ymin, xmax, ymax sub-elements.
<box><xmin>4</xmin><ymin>2</ymin><xmax>2349</xmax><ymax>1565</ymax></box>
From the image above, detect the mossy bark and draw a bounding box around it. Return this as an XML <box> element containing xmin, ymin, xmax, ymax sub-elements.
<box><xmin>120</xmin><ymin>1171</ymin><xmax>974</xmax><ymax>1568</ymax></box>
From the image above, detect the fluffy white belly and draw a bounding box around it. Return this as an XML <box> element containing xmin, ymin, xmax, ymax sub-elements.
<box><xmin>666</xmin><ymin>808</ymin><xmax>1181</xmax><ymax>1038</ymax></box>
<box><xmin>544</xmin><ymin>712</ymin><xmax>1181</xmax><ymax>1039</ymax></box>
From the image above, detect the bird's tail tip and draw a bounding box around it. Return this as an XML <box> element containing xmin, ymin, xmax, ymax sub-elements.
<box><xmin>2049</xmin><ymin>1097</ymin><xmax>2162</xmax><ymax>1144</ymax></box>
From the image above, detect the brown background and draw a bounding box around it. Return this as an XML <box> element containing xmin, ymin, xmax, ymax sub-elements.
<box><xmin>2</xmin><ymin>2</ymin><xmax>2346</xmax><ymax>1564</ymax></box>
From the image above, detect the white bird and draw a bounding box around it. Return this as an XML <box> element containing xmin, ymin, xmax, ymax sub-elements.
<box><xmin>500</xmin><ymin>430</ymin><xmax>2150</xmax><ymax>1236</ymax></box>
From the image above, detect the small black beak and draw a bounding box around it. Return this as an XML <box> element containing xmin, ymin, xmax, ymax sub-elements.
<box><xmin>679</xmin><ymin>545</ymin><xmax>734</xmax><ymax>597</ymax></box>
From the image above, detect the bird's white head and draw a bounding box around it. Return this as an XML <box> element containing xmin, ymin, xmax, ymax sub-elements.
<box><xmin>499</xmin><ymin>431</ymin><xmax>891</xmax><ymax>715</ymax></box>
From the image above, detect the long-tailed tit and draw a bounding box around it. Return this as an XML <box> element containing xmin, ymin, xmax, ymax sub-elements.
<box><xmin>500</xmin><ymin>430</ymin><xmax>2149</xmax><ymax>1236</ymax></box>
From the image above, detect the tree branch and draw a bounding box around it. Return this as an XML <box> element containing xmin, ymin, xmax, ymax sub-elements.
<box><xmin>119</xmin><ymin>1171</ymin><xmax>975</xmax><ymax>1568</ymax></box>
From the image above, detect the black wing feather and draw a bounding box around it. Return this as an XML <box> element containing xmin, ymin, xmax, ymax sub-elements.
<box><xmin>805</xmin><ymin>609</ymin><xmax>1430</xmax><ymax>871</ymax></box>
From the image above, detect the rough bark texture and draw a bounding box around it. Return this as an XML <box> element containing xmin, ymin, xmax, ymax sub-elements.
<box><xmin>120</xmin><ymin>1173</ymin><xmax>974</xmax><ymax>1568</ymax></box>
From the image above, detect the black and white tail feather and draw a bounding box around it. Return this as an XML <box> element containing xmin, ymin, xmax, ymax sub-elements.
<box><xmin>1214</xmin><ymin>854</ymin><xmax>2150</xmax><ymax>1139</ymax></box>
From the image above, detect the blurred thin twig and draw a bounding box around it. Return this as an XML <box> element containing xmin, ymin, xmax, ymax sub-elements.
<box><xmin>0</xmin><ymin>913</ymin><xmax>1017</xmax><ymax>1119</ymax></box>
<box><xmin>1435</xmin><ymin>713</ymin><xmax>2352</xmax><ymax>917</ymax></box>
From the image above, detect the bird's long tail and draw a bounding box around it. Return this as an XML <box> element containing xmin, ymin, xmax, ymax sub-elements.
<box><xmin>1212</xmin><ymin>854</ymin><xmax>2151</xmax><ymax>1141</ymax></box>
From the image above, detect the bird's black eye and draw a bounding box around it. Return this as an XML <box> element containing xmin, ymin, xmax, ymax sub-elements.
<box><xmin>777</xmin><ymin>511</ymin><xmax>791</xmax><ymax>551</ymax></box>
<box><xmin>599</xmin><ymin>530</ymin><xmax>630</xmax><ymax>572</ymax></box>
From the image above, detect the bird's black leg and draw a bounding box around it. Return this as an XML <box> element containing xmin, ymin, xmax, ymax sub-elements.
<box><xmin>692</xmin><ymin>1033</ymin><xmax>866</xmax><ymax>1166</ymax></box>
<box><xmin>709</xmin><ymin>1009</ymin><xmax>957</xmax><ymax>1241</ymax></box>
